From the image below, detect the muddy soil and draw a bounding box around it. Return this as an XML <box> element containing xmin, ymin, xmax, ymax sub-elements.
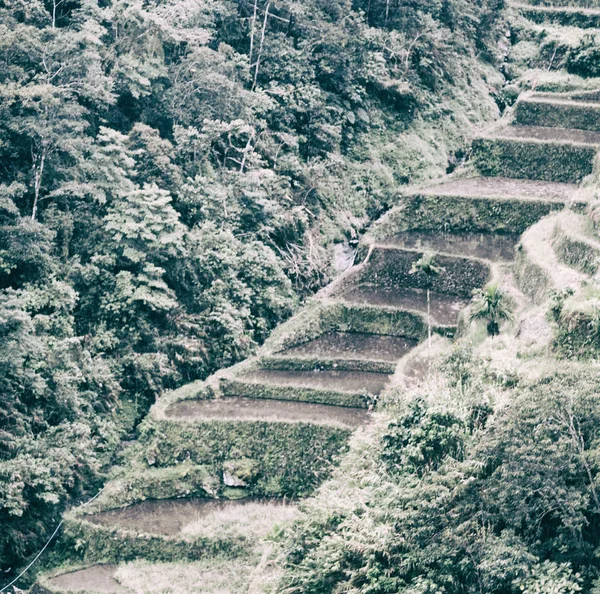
<box><xmin>338</xmin><ymin>285</ymin><xmax>468</xmax><ymax>327</ymax></box>
<box><xmin>48</xmin><ymin>565</ymin><xmax>123</xmax><ymax>593</ymax></box>
<box><xmin>375</xmin><ymin>231</ymin><xmax>518</xmax><ymax>262</ymax></box>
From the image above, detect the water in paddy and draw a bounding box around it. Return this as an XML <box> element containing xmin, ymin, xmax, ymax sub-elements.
<box><xmin>166</xmin><ymin>396</ymin><xmax>369</xmax><ymax>428</ymax></box>
<box><xmin>375</xmin><ymin>230</ymin><xmax>519</xmax><ymax>262</ymax></box>
<box><xmin>338</xmin><ymin>285</ymin><xmax>468</xmax><ymax>327</ymax></box>
<box><xmin>239</xmin><ymin>368</ymin><xmax>391</xmax><ymax>395</ymax></box>
<box><xmin>280</xmin><ymin>331</ymin><xmax>417</xmax><ymax>362</ymax></box>
<box><xmin>48</xmin><ymin>565</ymin><xmax>123</xmax><ymax>593</ymax></box>
<box><xmin>86</xmin><ymin>498</ymin><xmax>290</xmax><ymax>537</ymax></box>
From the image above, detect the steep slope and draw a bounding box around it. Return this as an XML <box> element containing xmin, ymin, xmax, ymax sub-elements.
<box><xmin>31</xmin><ymin>1</ymin><xmax>600</xmax><ymax>593</ymax></box>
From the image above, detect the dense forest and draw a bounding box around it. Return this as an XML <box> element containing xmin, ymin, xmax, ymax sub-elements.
<box><xmin>0</xmin><ymin>0</ymin><xmax>508</xmax><ymax>573</ymax></box>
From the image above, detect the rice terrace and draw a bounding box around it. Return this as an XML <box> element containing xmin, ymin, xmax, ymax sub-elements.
<box><xmin>2</xmin><ymin>0</ymin><xmax>600</xmax><ymax>592</ymax></box>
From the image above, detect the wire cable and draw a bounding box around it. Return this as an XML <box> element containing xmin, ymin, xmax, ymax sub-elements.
<box><xmin>0</xmin><ymin>483</ymin><xmax>110</xmax><ymax>593</ymax></box>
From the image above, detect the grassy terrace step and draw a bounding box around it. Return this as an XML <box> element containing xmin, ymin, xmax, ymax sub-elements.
<box><xmin>519</xmin><ymin>69</ymin><xmax>600</xmax><ymax>93</ymax></box>
<box><xmin>515</xmin><ymin>214</ymin><xmax>587</xmax><ymax>302</ymax></box>
<box><xmin>552</xmin><ymin>210</ymin><xmax>600</xmax><ymax>273</ymax></box>
<box><xmin>334</xmin><ymin>285</ymin><xmax>468</xmax><ymax>328</ymax></box>
<box><xmin>515</xmin><ymin>96</ymin><xmax>600</xmax><ymax>130</ymax></box>
<box><xmin>472</xmin><ymin>126</ymin><xmax>600</xmax><ymax>182</ymax></box>
<box><xmin>58</xmin><ymin>498</ymin><xmax>296</xmax><ymax>566</ymax></box>
<box><xmin>278</xmin><ymin>331</ymin><xmax>417</xmax><ymax>363</ymax></box>
<box><xmin>43</xmin><ymin>500</ymin><xmax>297</xmax><ymax>592</ymax></box>
<box><xmin>38</xmin><ymin>555</ymin><xmax>280</xmax><ymax>594</ymax></box>
<box><xmin>132</xmin><ymin>415</ymin><xmax>353</xmax><ymax>496</ymax></box>
<box><xmin>365</xmin><ymin>177</ymin><xmax>584</xmax><ymax>239</ymax></box>
<box><xmin>166</xmin><ymin>396</ymin><xmax>369</xmax><ymax>428</ymax></box>
<box><xmin>515</xmin><ymin>2</ymin><xmax>600</xmax><ymax>27</ymax></box>
<box><xmin>521</xmin><ymin>0</ymin><xmax>600</xmax><ymax>7</ymax></box>
<box><xmin>522</xmin><ymin>21</ymin><xmax>600</xmax><ymax>48</ymax></box>
<box><xmin>222</xmin><ymin>369</ymin><xmax>391</xmax><ymax>408</ymax></box>
<box><xmin>417</xmin><ymin>176</ymin><xmax>579</xmax><ymax>202</ymax></box>
<box><xmin>494</xmin><ymin>124</ymin><xmax>600</xmax><ymax>143</ymax></box>
<box><xmin>373</xmin><ymin>230</ymin><xmax>519</xmax><ymax>262</ymax></box>
<box><xmin>534</xmin><ymin>89</ymin><xmax>600</xmax><ymax>102</ymax></box>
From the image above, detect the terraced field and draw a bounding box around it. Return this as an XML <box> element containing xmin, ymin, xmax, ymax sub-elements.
<box><xmin>35</xmin><ymin>1</ymin><xmax>600</xmax><ymax>592</ymax></box>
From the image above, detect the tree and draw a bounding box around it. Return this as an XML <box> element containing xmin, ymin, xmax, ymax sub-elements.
<box><xmin>470</xmin><ymin>283</ymin><xmax>512</xmax><ymax>336</ymax></box>
<box><xmin>410</xmin><ymin>253</ymin><xmax>442</xmax><ymax>349</ymax></box>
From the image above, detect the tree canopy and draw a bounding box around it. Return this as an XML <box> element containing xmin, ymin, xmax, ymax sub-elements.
<box><xmin>0</xmin><ymin>0</ymin><xmax>505</xmax><ymax>572</ymax></box>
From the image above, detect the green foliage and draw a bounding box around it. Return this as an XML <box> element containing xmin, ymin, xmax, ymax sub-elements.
<box><xmin>548</xmin><ymin>288</ymin><xmax>575</xmax><ymax>323</ymax></box>
<box><xmin>281</xmin><ymin>370</ymin><xmax>600</xmax><ymax>594</ymax></box>
<box><xmin>518</xmin><ymin>561</ymin><xmax>582</xmax><ymax>594</ymax></box>
<box><xmin>0</xmin><ymin>287</ymin><xmax>120</xmax><ymax>570</ymax></box>
<box><xmin>567</xmin><ymin>35</ymin><xmax>600</xmax><ymax>77</ymax></box>
<box><xmin>382</xmin><ymin>400</ymin><xmax>466</xmax><ymax>476</ymax></box>
<box><xmin>410</xmin><ymin>253</ymin><xmax>443</xmax><ymax>282</ymax></box>
<box><xmin>472</xmin><ymin>137</ymin><xmax>597</xmax><ymax>184</ymax></box>
<box><xmin>470</xmin><ymin>284</ymin><xmax>513</xmax><ymax>336</ymax></box>
<box><xmin>0</xmin><ymin>0</ymin><xmax>505</xmax><ymax>574</ymax></box>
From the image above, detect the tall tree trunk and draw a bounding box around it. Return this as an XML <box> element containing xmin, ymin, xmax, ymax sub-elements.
<box><xmin>427</xmin><ymin>288</ymin><xmax>431</xmax><ymax>350</ymax></box>
<box><xmin>252</xmin><ymin>2</ymin><xmax>270</xmax><ymax>91</ymax></box>
<box><xmin>31</xmin><ymin>148</ymin><xmax>46</xmax><ymax>221</ymax></box>
<box><xmin>249</xmin><ymin>0</ymin><xmax>258</xmax><ymax>71</ymax></box>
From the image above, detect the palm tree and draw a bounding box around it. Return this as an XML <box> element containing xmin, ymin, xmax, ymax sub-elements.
<box><xmin>470</xmin><ymin>284</ymin><xmax>512</xmax><ymax>336</ymax></box>
<box><xmin>410</xmin><ymin>253</ymin><xmax>442</xmax><ymax>349</ymax></box>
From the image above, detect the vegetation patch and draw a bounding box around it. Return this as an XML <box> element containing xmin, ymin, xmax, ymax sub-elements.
<box><xmin>132</xmin><ymin>416</ymin><xmax>353</xmax><ymax>497</ymax></box>
<box><xmin>279</xmin><ymin>359</ymin><xmax>600</xmax><ymax>594</ymax></box>
<box><xmin>554</xmin><ymin>285</ymin><xmax>600</xmax><ymax>357</ymax></box>
<box><xmin>0</xmin><ymin>0</ymin><xmax>506</xmax><ymax>571</ymax></box>
<box><xmin>365</xmin><ymin>192</ymin><xmax>573</xmax><ymax>239</ymax></box>
<box><xmin>516</xmin><ymin>97</ymin><xmax>600</xmax><ymax>130</ymax></box>
<box><xmin>518</xmin><ymin>4</ymin><xmax>600</xmax><ymax>28</ymax></box>
<box><xmin>472</xmin><ymin>136</ymin><xmax>598</xmax><ymax>183</ymax></box>
<box><xmin>358</xmin><ymin>248</ymin><xmax>491</xmax><ymax>297</ymax></box>
<box><xmin>220</xmin><ymin>377</ymin><xmax>372</xmax><ymax>408</ymax></box>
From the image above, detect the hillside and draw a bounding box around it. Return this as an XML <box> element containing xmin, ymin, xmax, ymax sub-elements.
<box><xmin>6</xmin><ymin>0</ymin><xmax>600</xmax><ymax>593</ymax></box>
<box><xmin>0</xmin><ymin>0</ymin><xmax>507</xmax><ymax>579</ymax></box>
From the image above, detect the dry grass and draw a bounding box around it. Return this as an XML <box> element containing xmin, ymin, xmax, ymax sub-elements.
<box><xmin>521</xmin><ymin>213</ymin><xmax>586</xmax><ymax>289</ymax></box>
<box><xmin>114</xmin><ymin>558</ymin><xmax>255</xmax><ymax>594</ymax></box>
<box><xmin>113</xmin><ymin>548</ymin><xmax>287</xmax><ymax>594</ymax></box>
<box><xmin>519</xmin><ymin>68</ymin><xmax>600</xmax><ymax>92</ymax></box>
<box><xmin>181</xmin><ymin>501</ymin><xmax>299</xmax><ymax>540</ymax></box>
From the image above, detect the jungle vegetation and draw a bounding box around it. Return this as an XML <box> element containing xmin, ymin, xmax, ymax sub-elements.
<box><xmin>0</xmin><ymin>0</ymin><xmax>506</xmax><ymax>575</ymax></box>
